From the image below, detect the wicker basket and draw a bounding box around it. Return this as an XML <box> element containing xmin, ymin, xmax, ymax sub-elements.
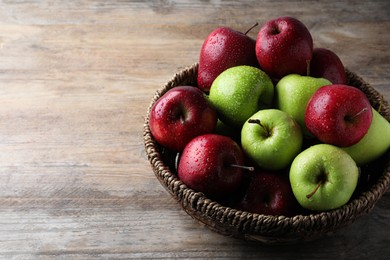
<box><xmin>143</xmin><ymin>63</ymin><xmax>390</xmax><ymax>244</ymax></box>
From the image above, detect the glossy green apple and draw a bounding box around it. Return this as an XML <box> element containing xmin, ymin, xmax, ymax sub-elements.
<box><xmin>342</xmin><ymin>108</ymin><xmax>390</xmax><ymax>165</ymax></box>
<box><xmin>275</xmin><ymin>74</ymin><xmax>331</xmax><ymax>136</ymax></box>
<box><xmin>289</xmin><ymin>144</ymin><xmax>359</xmax><ymax>211</ymax></box>
<box><xmin>241</xmin><ymin>109</ymin><xmax>302</xmax><ymax>170</ymax></box>
<box><xmin>209</xmin><ymin>65</ymin><xmax>274</xmax><ymax>127</ymax></box>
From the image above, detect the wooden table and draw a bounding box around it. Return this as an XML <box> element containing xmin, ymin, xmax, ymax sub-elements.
<box><xmin>0</xmin><ymin>1</ymin><xmax>389</xmax><ymax>259</ymax></box>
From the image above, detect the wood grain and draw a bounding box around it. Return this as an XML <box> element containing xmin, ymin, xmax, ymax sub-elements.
<box><xmin>0</xmin><ymin>0</ymin><xmax>389</xmax><ymax>259</ymax></box>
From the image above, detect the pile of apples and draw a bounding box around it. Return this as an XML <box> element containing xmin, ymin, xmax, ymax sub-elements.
<box><xmin>149</xmin><ymin>16</ymin><xmax>390</xmax><ymax>216</ymax></box>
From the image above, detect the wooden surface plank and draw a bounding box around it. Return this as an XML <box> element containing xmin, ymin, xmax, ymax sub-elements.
<box><xmin>0</xmin><ymin>0</ymin><xmax>389</xmax><ymax>259</ymax></box>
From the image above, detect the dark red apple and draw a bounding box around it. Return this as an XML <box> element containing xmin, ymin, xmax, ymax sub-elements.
<box><xmin>178</xmin><ymin>134</ymin><xmax>249</xmax><ymax>198</ymax></box>
<box><xmin>197</xmin><ymin>25</ymin><xmax>259</xmax><ymax>93</ymax></box>
<box><xmin>305</xmin><ymin>84</ymin><xmax>373</xmax><ymax>147</ymax></box>
<box><xmin>149</xmin><ymin>86</ymin><xmax>217</xmax><ymax>152</ymax></box>
<box><xmin>309</xmin><ymin>48</ymin><xmax>347</xmax><ymax>84</ymax></box>
<box><xmin>256</xmin><ymin>16</ymin><xmax>313</xmax><ymax>79</ymax></box>
<box><xmin>238</xmin><ymin>170</ymin><xmax>300</xmax><ymax>216</ymax></box>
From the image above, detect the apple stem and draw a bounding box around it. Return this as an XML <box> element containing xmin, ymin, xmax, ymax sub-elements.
<box><xmin>306</xmin><ymin>179</ymin><xmax>323</xmax><ymax>199</ymax></box>
<box><xmin>229</xmin><ymin>164</ymin><xmax>255</xmax><ymax>171</ymax></box>
<box><xmin>248</xmin><ymin>118</ymin><xmax>264</xmax><ymax>127</ymax></box>
<box><xmin>244</xmin><ymin>22</ymin><xmax>259</xmax><ymax>35</ymax></box>
<box><xmin>306</xmin><ymin>59</ymin><xmax>311</xmax><ymax>76</ymax></box>
<box><xmin>248</xmin><ymin>118</ymin><xmax>270</xmax><ymax>136</ymax></box>
<box><xmin>350</xmin><ymin>107</ymin><xmax>369</xmax><ymax>120</ymax></box>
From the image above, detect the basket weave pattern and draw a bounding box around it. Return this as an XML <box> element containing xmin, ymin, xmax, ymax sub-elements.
<box><xmin>143</xmin><ymin>63</ymin><xmax>390</xmax><ymax>244</ymax></box>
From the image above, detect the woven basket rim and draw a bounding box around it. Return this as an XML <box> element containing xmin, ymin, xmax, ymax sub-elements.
<box><xmin>143</xmin><ymin>63</ymin><xmax>390</xmax><ymax>244</ymax></box>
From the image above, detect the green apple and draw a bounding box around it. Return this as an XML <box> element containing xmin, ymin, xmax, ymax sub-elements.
<box><xmin>275</xmin><ymin>74</ymin><xmax>331</xmax><ymax>136</ymax></box>
<box><xmin>289</xmin><ymin>144</ymin><xmax>359</xmax><ymax>211</ymax></box>
<box><xmin>241</xmin><ymin>109</ymin><xmax>302</xmax><ymax>170</ymax></box>
<box><xmin>342</xmin><ymin>108</ymin><xmax>390</xmax><ymax>165</ymax></box>
<box><xmin>209</xmin><ymin>65</ymin><xmax>274</xmax><ymax>127</ymax></box>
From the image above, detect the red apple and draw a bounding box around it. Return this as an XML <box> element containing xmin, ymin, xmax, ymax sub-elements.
<box><xmin>256</xmin><ymin>16</ymin><xmax>313</xmax><ymax>79</ymax></box>
<box><xmin>305</xmin><ymin>84</ymin><xmax>373</xmax><ymax>147</ymax></box>
<box><xmin>238</xmin><ymin>170</ymin><xmax>300</xmax><ymax>216</ymax></box>
<box><xmin>309</xmin><ymin>48</ymin><xmax>347</xmax><ymax>84</ymax></box>
<box><xmin>197</xmin><ymin>25</ymin><xmax>259</xmax><ymax>93</ymax></box>
<box><xmin>178</xmin><ymin>134</ymin><xmax>249</xmax><ymax>198</ymax></box>
<box><xmin>149</xmin><ymin>86</ymin><xmax>217</xmax><ymax>151</ymax></box>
